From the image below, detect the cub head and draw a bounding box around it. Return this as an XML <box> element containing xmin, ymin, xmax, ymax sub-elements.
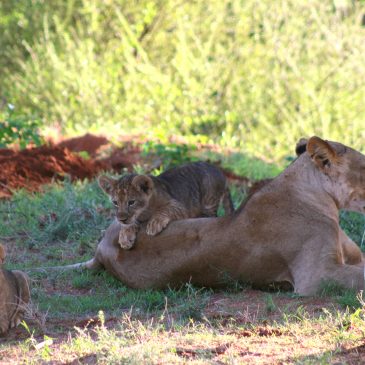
<box><xmin>297</xmin><ymin>136</ymin><xmax>365</xmax><ymax>213</ymax></box>
<box><xmin>98</xmin><ymin>174</ymin><xmax>154</xmax><ymax>224</ymax></box>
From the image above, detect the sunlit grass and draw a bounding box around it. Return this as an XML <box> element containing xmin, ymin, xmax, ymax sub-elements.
<box><xmin>1</xmin><ymin>0</ymin><xmax>365</xmax><ymax>162</ymax></box>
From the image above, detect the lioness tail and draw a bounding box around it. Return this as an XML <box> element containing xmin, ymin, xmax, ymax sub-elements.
<box><xmin>26</xmin><ymin>258</ymin><xmax>101</xmax><ymax>273</ymax></box>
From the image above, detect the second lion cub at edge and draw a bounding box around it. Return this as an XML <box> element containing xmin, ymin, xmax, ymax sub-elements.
<box><xmin>99</xmin><ymin>162</ymin><xmax>234</xmax><ymax>249</ymax></box>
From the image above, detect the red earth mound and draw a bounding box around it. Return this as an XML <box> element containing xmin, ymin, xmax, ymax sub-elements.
<box><xmin>0</xmin><ymin>133</ymin><xmax>250</xmax><ymax>199</ymax></box>
<box><xmin>57</xmin><ymin>133</ymin><xmax>109</xmax><ymax>157</ymax></box>
<box><xmin>0</xmin><ymin>134</ymin><xmax>141</xmax><ymax>198</ymax></box>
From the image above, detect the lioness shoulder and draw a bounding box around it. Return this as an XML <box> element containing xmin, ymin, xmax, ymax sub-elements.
<box><xmin>0</xmin><ymin>269</ymin><xmax>30</xmax><ymax>335</ymax></box>
<box><xmin>99</xmin><ymin>161</ymin><xmax>233</xmax><ymax>249</ymax></box>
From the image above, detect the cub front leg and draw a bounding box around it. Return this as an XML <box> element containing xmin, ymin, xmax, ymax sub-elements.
<box><xmin>146</xmin><ymin>214</ymin><xmax>171</xmax><ymax>236</ymax></box>
<box><xmin>118</xmin><ymin>223</ymin><xmax>139</xmax><ymax>250</ymax></box>
<box><xmin>146</xmin><ymin>201</ymin><xmax>188</xmax><ymax>236</ymax></box>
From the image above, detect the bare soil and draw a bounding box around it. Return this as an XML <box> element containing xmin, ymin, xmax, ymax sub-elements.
<box><xmin>0</xmin><ymin>133</ymin><xmax>249</xmax><ymax>199</ymax></box>
<box><xmin>0</xmin><ymin>134</ymin><xmax>142</xmax><ymax>198</ymax></box>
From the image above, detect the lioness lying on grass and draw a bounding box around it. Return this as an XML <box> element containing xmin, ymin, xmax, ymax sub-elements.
<box><xmin>0</xmin><ymin>245</ymin><xmax>31</xmax><ymax>335</ymax></box>
<box><xmin>57</xmin><ymin>137</ymin><xmax>365</xmax><ymax>295</ymax></box>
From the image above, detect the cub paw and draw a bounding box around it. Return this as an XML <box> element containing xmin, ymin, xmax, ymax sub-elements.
<box><xmin>118</xmin><ymin>225</ymin><xmax>137</xmax><ymax>250</ymax></box>
<box><xmin>146</xmin><ymin>216</ymin><xmax>170</xmax><ymax>236</ymax></box>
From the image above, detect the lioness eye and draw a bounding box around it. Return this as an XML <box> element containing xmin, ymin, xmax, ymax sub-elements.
<box><xmin>112</xmin><ymin>200</ymin><xmax>118</xmax><ymax>207</ymax></box>
<box><xmin>128</xmin><ymin>200</ymin><xmax>135</xmax><ymax>206</ymax></box>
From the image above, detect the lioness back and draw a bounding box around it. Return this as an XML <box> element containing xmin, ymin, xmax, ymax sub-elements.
<box><xmin>0</xmin><ymin>269</ymin><xmax>30</xmax><ymax>335</ymax></box>
<box><xmin>99</xmin><ymin>161</ymin><xmax>233</xmax><ymax>249</ymax></box>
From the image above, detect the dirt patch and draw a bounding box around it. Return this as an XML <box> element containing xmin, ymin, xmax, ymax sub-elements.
<box><xmin>57</xmin><ymin>133</ymin><xmax>109</xmax><ymax>157</ymax></box>
<box><xmin>0</xmin><ymin>146</ymin><xmax>107</xmax><ymax>198</ymax></box>
<box><xmin>0</xmin><ymin>134</ymin><xmax>144</xmax><ymax>198</ymax></box>
<box><xmin>0</xmin><ymin>133</ymin><xmax>255</xmax><ymax>199</ymax></box>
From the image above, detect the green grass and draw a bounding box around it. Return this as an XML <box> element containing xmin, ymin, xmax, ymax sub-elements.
<box><xmin>0</xmin><ymin>144</ymin><xmax>364</xmax><ymax>363</ymax></box>
<box><xmin>0</xmin><ymin>179</ymin><xmax>111</xmax><ymax>262</ymax></box>
<box><xmin>1</xmin><ymin>0</ymin><xmax>365</xmax><ymax>162</ymax></box>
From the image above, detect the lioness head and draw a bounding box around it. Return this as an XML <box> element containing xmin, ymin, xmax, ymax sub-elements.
<box><xmin>298</xmin><ymin>136</ymin><xmax>365</xmax><ymax>214</ymax></box>
<box><xmin>99</xmin><ymin>174</ymin><xmax>154</xmax><ymax>224</ymax></box>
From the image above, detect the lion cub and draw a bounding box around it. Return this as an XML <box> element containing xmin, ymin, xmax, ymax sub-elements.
<box><xmin>99</xmin><ymin>162</ymin><xmax>233</xmax><ymax>249</ymax></box>
<box><xmin>0</xmin><ymin>245</ymin><xmax>31</xmax><ymax>335</ymax></box>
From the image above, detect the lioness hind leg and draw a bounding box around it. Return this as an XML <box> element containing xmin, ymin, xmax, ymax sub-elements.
<box><xmin>339</xmin><ymin>230</ymin><xmax>363</xmax><ymax>265</ymax></box>
<box><xmin>294</xmin><ymin>264</ymin><xmax>364</xmax><ymax>296</ymax></box>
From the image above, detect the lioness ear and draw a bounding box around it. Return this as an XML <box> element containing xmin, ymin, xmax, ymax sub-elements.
<box><xmin>132</xmin><ymin>175</ymin><xmax>154</xmax><ymax>195</ymax></box>
<box><xmin>295</xmin><ymin>138</ymin><xmax>308</xmax><ymax>156</ymax></box>
<box><xmin>98</xmin><ymin>175</ymin><xmax>117</xmax><ymax>195</ymax></box>
<box><xmin>306</xmin><ymin>136</ymin><xmax>337</xmax><ymax>169</ymax></box>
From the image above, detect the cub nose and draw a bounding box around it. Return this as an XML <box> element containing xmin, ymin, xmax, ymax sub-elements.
<box><xmin>117</xmin><ymin>214</ymin><xmax>128</xmax><ymax>223</ymax></box>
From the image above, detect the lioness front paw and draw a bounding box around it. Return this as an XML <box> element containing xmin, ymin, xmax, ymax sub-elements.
<box><xmin>146</xmin><ymin>216</ymin><xmax>170</xmax><ymax>236</ymax></box>
<box><xmin>118</xmin><ymin>225</ymin><xmax>137</xmax><ymax>250</ymax></box>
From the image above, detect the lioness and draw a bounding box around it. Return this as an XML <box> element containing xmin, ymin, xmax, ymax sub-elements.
<box><xmin>249</xmin><ymin>138</ymin><xmax>364</xmax><ymax>266</ymax></box>
<box><xmin>98</xmin><ymin>162</ymin><xmax>233</xmax><ymax>249</ymax></box>
<box><xmin>0</xmin><ymin>247</ymin><xmax>30</xmax><ymax>335</ymax></box>
<box><xmin>43</xmin><ymin>136</ymin><xmax>365</xmax><ymax>296</ymax></box>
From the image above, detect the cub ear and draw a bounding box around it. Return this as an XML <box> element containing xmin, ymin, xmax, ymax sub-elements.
<box><xmin>306</xmin><ymin>136</ymin><xmax>337</xmax><ymax>169</ymax></box>
<box><xmin>132</xmin><ymin>175</ymin><xmax>154</xmax><ymax>195</ymax></box>
<box><xmin>295</xmin><ymin>138</ymin><xmax>308</xmax><ymax>156</ymax></box>
<box><xmin>98</xmin><ymin>175</ymin><xmax>117</xmax><ymax>195</ymax></box>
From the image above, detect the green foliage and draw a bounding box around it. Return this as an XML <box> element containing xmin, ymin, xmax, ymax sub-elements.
<box><xmin>319</xmin><ymin>280</ymin><xmax>361</xmax><ymax>309</ymax></box>
<box><xmin>340</xmin><ymin>211</ymin><xmax>365</xmax><ymax>251</ymax></box>
<box><xmin>1</xmin><ymin>1</ymin><xmax>365</xmax><ymax>161</ymax></box>
<box><xmin>0</xmin><ymin>179</ymin><xmax>110</xmax><ymax>254</ymax></box>
<box><xmin>264</xmin><ymin>294</ymin><xmax>277</xmax><ymax>313</ymax></box>
<box><xmin>142</xmin><ymin>141</ymin><xmax>197</xmax><ymax>170</ymax></box>
<box><xmin>0</xmin><ymin>105</ymin><xmax>43</xmax><ymax>148</ymax></box>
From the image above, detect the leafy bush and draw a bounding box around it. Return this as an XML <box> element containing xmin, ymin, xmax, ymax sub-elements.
<box><xmin>0</xmin><ymin>105</ymin><xmax>43</xmax><ymax>148</ymax></box>
<box><xmin>1</xmin><ymin>0</ymin><xmax>365</xmax><ymax>161</ymax></box>
<box><xmin>141</xmin><ymin>141</ymin><xmax>197</xmax><ymax>170</ymax></box>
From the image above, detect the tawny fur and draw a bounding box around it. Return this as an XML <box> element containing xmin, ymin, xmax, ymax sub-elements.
<box><xmin>246</xmin><ymin>139</ymin><xmax>364</xmax><ymax>266</ymax></box>
<box><xmin>0</xmin><ymin>244</ymin><xmax>5</xmax><ymax>265</ymax></box>
<box><xmin>85</xmin><ymin>136</ymin><xmax>364</xmax><ymax>296</ymax></box>
<box><xmin>99</xmin><ymin>162</ymin><xmax>233</xmax><ymax>249</ymax></box>
<box><xmin>0</xmin><ymin>269</ymin><xmax>30</xmax><ymax>335</ymax></box>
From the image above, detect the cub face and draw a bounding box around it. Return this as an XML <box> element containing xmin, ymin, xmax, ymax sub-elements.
<box><xmin>99</xmin><ymin>174</ymin><xmax>154</xmax><ymax>224</ymax></box>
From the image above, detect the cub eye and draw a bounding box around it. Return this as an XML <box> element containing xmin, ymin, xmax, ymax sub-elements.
<box><xmin>128</xmin><ymin>200</ymin><xmax>136</xmax><ymax>207</ymax></box>
<box><xmin>112</xmin><ymin>200</ymin><xmax>118</xmax><ymax>207</ymax></box>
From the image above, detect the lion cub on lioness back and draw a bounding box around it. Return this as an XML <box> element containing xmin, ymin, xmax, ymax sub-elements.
<box><xmin>99</xmin><ymin>162</ymin><xmax>233</xmax><ymax>249</ymax></box>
